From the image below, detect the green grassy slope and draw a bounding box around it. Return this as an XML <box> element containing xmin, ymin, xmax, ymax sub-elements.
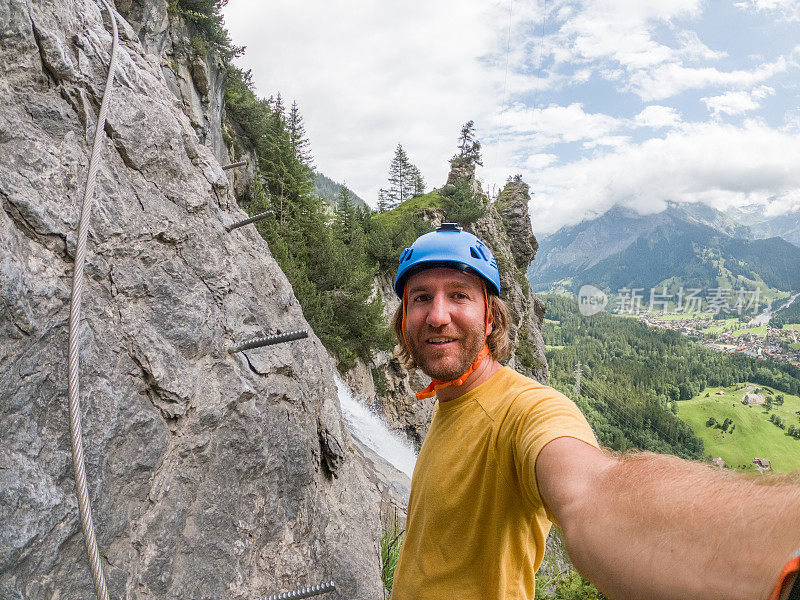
<box><xmin>677</xmin><ymin>385</ymin><xmax>800</xmax><ymax>472</ymax></box>
<box><xmin>372</xmin><ymin>190</ymin><xmax>442</xmax><ymax>227</ymax></box>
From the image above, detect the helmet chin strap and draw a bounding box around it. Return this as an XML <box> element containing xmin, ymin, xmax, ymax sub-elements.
<box><xmin>403</xmin><ymin>283</ymin><xmax>492</xmax><ymax>401</ymax></box>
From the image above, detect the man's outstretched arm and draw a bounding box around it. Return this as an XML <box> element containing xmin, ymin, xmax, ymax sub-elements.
<box><xmin>536</xmin><ymin>437</ymin><xmax>800</xmax><ymax>600</ymax></box>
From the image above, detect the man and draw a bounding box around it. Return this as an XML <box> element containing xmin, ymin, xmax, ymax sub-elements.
<box><xmin>389</xmin><ymin>223</ymin><xmax>800</xmax><ymax>600</ymax></box>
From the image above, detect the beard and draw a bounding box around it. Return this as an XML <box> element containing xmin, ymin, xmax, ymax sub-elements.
<box><xmin>407</xmin><ymin>322</ymin><xmax>486</xmax><ymax>382</ymax></box>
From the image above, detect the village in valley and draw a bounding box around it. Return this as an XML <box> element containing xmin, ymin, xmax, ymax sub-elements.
<box><xmin>626</xmin><ymin>289</ymin><xmax>800</xmax><ymax>367</ymax></box>
<box><xmin>640</xmin><ymin>313</ymin><xmax>800</xmax><ymax>367</ymax></box>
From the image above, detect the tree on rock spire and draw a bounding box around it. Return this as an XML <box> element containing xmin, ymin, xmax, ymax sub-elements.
<box><xmin>455</xmin><ymin>120</ymin><xmax>482</xmax><ymax>166</ymax></box>
<box><xmin>380</xmin><ymin>144</ymin><xmax>425</xmax><ymax>211</ymax></box>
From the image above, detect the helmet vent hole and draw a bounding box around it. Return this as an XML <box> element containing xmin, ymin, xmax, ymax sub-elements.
<box><xmin>470</xmin><ymin>247</ymin><xmax>480</xmax><ymax>259</ymax></box>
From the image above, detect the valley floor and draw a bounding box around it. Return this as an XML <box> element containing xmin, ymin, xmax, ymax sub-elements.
<box><xmin>641</xmin><ymin>314</ymin><xmax>800</xmax><ymax>367</ymax></box>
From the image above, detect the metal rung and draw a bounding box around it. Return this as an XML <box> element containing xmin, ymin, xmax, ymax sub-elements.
<box><xmin>226</xmin><ymin>210</ymin><xmax>273</xmax><ymax>232</ymax></box>
<box><xmin>228</xmin><ymin>330</ymin><xmax>308</xmax><ymax>353</ymax></box>
<box><xmin>222</xmin><ymin>160</ymin><xmax>247</xmax><ymax>170</ymax></box>
<box><xmin>259</xmin><ymin>580</ymin><xmax>336</xmax><ymax>600</ymax></box>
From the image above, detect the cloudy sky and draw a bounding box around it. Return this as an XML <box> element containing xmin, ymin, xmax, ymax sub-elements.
<box><xmin>222</xmin><ymin>0</ymin><xmax>800</xmax><ymax>235</ymax></box>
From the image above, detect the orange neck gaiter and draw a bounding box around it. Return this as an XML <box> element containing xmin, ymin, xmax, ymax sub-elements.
<box><xmin>402</xmin><ymin>284</ymin><xmax>491</xmax><ymax>401</ymax></box>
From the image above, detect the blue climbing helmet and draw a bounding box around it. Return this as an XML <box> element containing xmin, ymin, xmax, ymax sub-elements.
<box><xmin>394</xmin><ymin>223</ymin><xmax>501</xmax><ymax>298</ymax></box>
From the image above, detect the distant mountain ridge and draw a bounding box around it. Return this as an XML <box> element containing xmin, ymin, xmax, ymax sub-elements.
<box><xmin>744</xmin><ymin>209</ymin><xmax>800</xmax><ymax>247</ymax></box>
<box><xmin>530</xmin><ymin>203</ymin><xmax>800</xmax><ymax>294</ymax></box>
<box><xmin>314</xmin><ymin>172</ymin><xmax>367</xmax><ymax>207</ymax></box>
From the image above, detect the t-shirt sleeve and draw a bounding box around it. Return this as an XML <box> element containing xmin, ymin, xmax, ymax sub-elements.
<box><xmin>509</xmin><ymin>387</ymin><xmax>599</xmax><ymax>523</ymax></box>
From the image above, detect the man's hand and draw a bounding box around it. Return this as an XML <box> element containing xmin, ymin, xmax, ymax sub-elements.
<box><xmin>536</xmin><ymin>437</ymin><xmax>800</xmax><ymax>600</ymax></box>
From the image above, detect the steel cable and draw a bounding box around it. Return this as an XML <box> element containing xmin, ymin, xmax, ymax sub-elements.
<box><xmin>67</xmin><ymin>1</ymin><xmax>119</xmax><ymax>598</ymax></box>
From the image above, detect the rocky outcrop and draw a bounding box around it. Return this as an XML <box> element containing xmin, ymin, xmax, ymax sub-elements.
<box><xmin>445</xmin><ymin>157</ymin><xmax>482</xmax><ymax>196</ymax></box>
<box><xmin>0</xmin><ymin>1</ymin><xmax>382</xmax><ymax>598</ymax></box>
<box><xmin>350</xmin><ymin>164</ymin><xmax>548</xmax><ymax>444</ymax></box>
<box><xmin>495</xmin><ymin>177</ymin><xmax>538</xmax><ymax>271</ymax></box>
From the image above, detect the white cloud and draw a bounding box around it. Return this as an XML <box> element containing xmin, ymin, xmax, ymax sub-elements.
<box><xmin>526</xmin><ymin>121</ymin><xmax>800</xmax><ymax>233</ymax></box>
<box><xmin>763</xmin><ymin>191</ymin><xmax>800</xmax><ymax>217</ymax></box>
<box><xmin>495</xmin><ymin>103</ymin><xmax>683</xmax><ymax>152</ymax></box>
<box><xmin>530</xmin><ymin>1</ymin><xmax>797</xmax><ymax>101</ymax></box>
<box><xmin>676</xmin><ymin>31</ymin><xmax>727</xmax><ymax>61</ymax></box>
<box><xmin>495</xmin><ymin>103</ymin><xmax>625</xmax><ymax>147</ymax></box>
<box><xmin>735</xmin><ymin>0</ymin><xmax>800</xmax><ymax>21</ymax></box>
<box><xmin>582</xmin><ymin>135</ymin><xmax>631</xmax><ymax>149</ymax></box>
<box><xmin>525</xmin><ymin>153</ymin><xmax>558</xmax><ymax>169</ymax></box>
<box><xmin>702</xmin><ymin>86</ymin><xmax>775</xmax><ymax>117</ymax></box>
<box><xmin>786</xmin><ymin>109</ymin><xmax>800</xmax><ymax>131</ymax></box>
<box><xmin>626</xmin><ymin>54</ymin><xmax>794</xmax><ymax>101</ymax></box>
<box><xmin>561</xmin><ymin>0</ymin><xmax>703</xmax><ymax>62</ymax></box>
<box><xmin>539</xmin><ymin>0</ymin><xmax>708</xmax><ymax>84</ymax></box>
<box><xmin>635</xmin><ymin>105</ymin><xmax>682</xmax><ymax>128</ymax></box>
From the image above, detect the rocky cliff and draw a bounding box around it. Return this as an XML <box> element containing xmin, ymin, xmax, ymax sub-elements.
<box><xmin>345</xmin><ymin>165</ymin><xmax>548</xmax><ymax>446</ymax></box>
<box><xmin>0</xmin><ymin>1</ymin><xmax>383</xmax><ymax>598</ymax></box>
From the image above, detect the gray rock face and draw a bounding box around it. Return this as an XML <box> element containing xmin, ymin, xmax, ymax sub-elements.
<box><xmin>472</xmin><ymin>204</ymin><xmax>548</xmax><ymax>384</ymax></box>
<box><xmin>115</xmin><ymin>0</ymin><xmax>228</xmax><ymax>162</ymax></box>
<box><xmin>0</xmin><ymin>1</ymin><xmax>383</xmax><ymax>598</ymax></box>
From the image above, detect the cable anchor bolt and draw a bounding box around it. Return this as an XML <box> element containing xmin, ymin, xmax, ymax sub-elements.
<box><xmin>228</xmin><ymin>330</ymin><xmax>308</xmax><ymax>353</ymax></box>
<box><xmin>226</xmin><ymin>210</ymin><xmax>273</xmax><ymax>232</ymax></box>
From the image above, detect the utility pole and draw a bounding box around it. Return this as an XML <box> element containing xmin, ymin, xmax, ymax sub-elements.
<box><xmin>574</xmin><ymin>362</ymin><xmax>582</xmax><ymax>395</ymax></box>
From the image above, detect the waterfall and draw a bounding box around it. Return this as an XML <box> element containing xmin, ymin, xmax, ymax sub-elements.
<box><xmin>335</xmin><ymin>375</ymin><xmax>417</xmax><ymax>478</ymax></box>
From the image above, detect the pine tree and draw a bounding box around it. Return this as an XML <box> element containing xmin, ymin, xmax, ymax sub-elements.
<box><xmin>335</xmin><ymin>187</ymin><xmax>356</xmax><ymax>243</ymax></box>
<box><xmin>387</xmin><ymin>144</ymin><xmax>412</xmax><ymax>208</ymax></box>
<box><xmin>383</xmin><ymin>144</ymin><xmax>425</xmax><ymax>209</ymax></box>
<box><xmin>377</xmin><ymin>188</ymin><xmax>391</xmax><ymax>213</ymax></box>
<box><xmin>287</xmin><ymin>100</ymin><xmax>314</xmax><ymax>169</ymax></box>
<box><xmin>268</xmin><ymin>92</ymin><xmax>285</xmax><ymax>119</ymax></box>
<box><xmin>410</xmin><ymin>165</ymin><xmax>425</xmax><ymax>197</ymax></box>
<box><xmin>455</xmin><ymin>120</ymin><xmax>482</xmax><ymax>166</ymax></box>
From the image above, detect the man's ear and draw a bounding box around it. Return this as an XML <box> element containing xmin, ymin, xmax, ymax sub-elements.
<box><xmin>486</xmin><ymin>302</ymin><xmax>494</xmax><ymax>337</ymax></box>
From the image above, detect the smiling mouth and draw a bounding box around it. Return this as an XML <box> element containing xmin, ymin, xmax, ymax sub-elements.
<box><xmin>427</xmin><ymin>337</ymin><xmax>457</xmax><ymax>345</ymax></box>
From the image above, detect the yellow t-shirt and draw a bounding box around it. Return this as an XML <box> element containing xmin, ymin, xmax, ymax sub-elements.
<box><xmin>390</xmin><ymin>366</ymin><xmax>599</xmax><ymax>600</ymax></box>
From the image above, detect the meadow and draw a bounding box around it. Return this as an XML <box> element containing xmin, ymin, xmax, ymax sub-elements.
<box><xmin>677</xmin><ymin>384</ymin><xmax>800</xmax><ymax>472</ymax></box>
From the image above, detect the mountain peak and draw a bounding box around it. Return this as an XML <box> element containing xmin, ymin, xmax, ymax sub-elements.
<box><xmin>604</xmin><ymin>204</ymin><xmax>642</xmax><ymax>219</ymax></box>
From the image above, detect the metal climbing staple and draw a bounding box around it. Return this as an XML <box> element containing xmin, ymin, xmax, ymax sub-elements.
<box><xmin>228</xmin><ymin>330</ymin><xmax>309</xmax><ymax>353</ymax></box>
<box><xmin>225</xmin><ymin>210</ymin><xmax>273</xmax><ymax>232</ymax></box>
<box><xmin>222</xmin><ymin>160</ymin><xmax>248</xmax><ymax>170</ymax></box>
<box><xmin>259</xmin><ymin>580</ymin><xmax>337</xmax><ymax>600</ymax></box>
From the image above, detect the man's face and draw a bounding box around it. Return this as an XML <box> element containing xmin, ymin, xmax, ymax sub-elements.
<box><xmin>404</xmin><ymin>267</ymin><xmax>492</xmax><ymax>381</ymax></box>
